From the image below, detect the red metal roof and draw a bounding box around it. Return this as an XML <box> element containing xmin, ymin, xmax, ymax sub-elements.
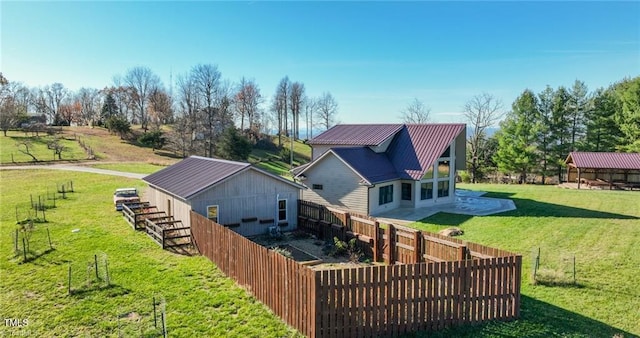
<box><xmin>144</xmin><ymin>156</ymin><xmax>250</xmax><ymax>199</ymax></box>
<box><xmin>297</xmin><ymin>123</ymin><xmax>466</xmax><ymax>183</ymax></box>
<box><xmin>308</xmin><ymin>124</ymin><xmax>403</xmax><ymax>146</ymax></box>
<box><xmin>388</xmin><ymin>124</ymin><xmax>466</xmax><ymax>180</ymax></box>
<box><xmin>566</xmin><ymin>152</ymin><xmax>640</xmax><ymax>170</ymax></box>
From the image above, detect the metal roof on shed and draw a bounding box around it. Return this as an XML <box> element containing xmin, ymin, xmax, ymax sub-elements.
<box><xmin>565</xmin><ymin>152</ymin><xmax>640</xmax><ymax>170</ymax></box>
<box><xmin>308</xmin><ymin>124</ymin><xmax>403</xmax><ymax>146</ymax></box>
<box><xmin>143</xmin><ymin>156</ymin><xmax>250</xmax><ymax>199</ymax></box>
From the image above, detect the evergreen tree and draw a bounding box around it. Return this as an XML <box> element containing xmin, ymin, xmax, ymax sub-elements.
<box><xmin>550</xmin><ymin>86</ymin><xmax>572</xmax><ymax>182</ymax></box>
<box><xmin>567</xmin><ymin>80</ymin><xmax>590</xmax><ymax>151</ymax></box>
<box><xmin>216</xmin><ymin>127</ymin><xmax>252</xmax><ymax>161</ymax></box>
<box><xmin>537</xmin><ymin>86</ymin><xmax>555</xmax><ymax>183</ymax></box>
<box><xmin>101</xmin><ymin>93</ymin><xmax>119</xmax><ymax>122</ymax></box>
<box><xmin>494</xmin><ymin>90</ymin><xmax>541</xmax><ymax>183</ymax></box>
<box><xmin>584</xmin><ymin>87</ymin><xmax>622</xmax><ymax>152</ymax></box>
<box><xmin>613</xmin><ymin>76</ymin><xmax>640</xmax><ymax>152</ymax></box>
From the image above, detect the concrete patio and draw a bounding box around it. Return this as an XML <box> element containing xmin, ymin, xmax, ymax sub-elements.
<box><xmin>375</xmin><ymin>189</ymin><xmax>516</xmax><ymax>226</ymax></box>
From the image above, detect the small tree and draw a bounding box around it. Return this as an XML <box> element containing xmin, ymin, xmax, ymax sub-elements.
<box><xmin>105</xmin><ymin>116</ymin><xmax>131</xmax><ymax>139</ymax></box>
<box><xmin>216</xmin><ymin>127</ymin><xmax>252</xmax><ymax>161</ymax></box>
<box><xmin>138</xmin><ymin>130</ymin><xmax>166</xmax><ymax>151</ymax></box>
<box><xmin>400</xmin><ymin>98</ymin><xmax>431</xmax><ymax>123</ymax></box>
<box><xmin>47</xmin><ymin>137</ymin><xmax>67</xmax><ymax>160</ymax></box>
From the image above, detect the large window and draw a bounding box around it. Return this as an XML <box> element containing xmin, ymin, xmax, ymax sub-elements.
<box><xmin>438</xmin><ymin>160</ymin><xmax>450</xmax><ymax>178</ymax></box>
<box><xmin>420</xmin><ymin>182</ymin><xmax>433</xmax><ymax>200</ymax></box>
<box><xmin>379</xmin><ymin>185</ymin><xmax>393</xmax><ymax>205</ymax></box>
<box><xmin>207</xmin><ymin>205</ymin><xmax>219</xmax><ymax>223</ymax></box>
<box><xmin>401</xmin><ymin>183</ymin><xmax>412</xmax><ymax>201</ymax></box>
<box><xmin>278</xmin><ymin>199</ymin><xmax>287</xmax><ymax>222</ymax></box>
<box><xmin>422</xmin><ymin>166</ymin><xmax>433</xmax><ymax>179</ymax></box>
<box><xmin>437</xmin><ymin>181</ymin><xmax>449</xmax><ymax>197</ymax></box>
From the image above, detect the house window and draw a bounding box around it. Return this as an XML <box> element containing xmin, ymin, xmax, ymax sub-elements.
<box><xmin>423</xmin><ymin>166</ymin><xmax>433</xmax><ymax>179</ymax></box>
<box><xmin>278</xmin><ymin>199</ymin><xmax>287</xmax><ymax>222</ymax></box>
<box><xmin>438</xmin><ymin>160</ymin><xmax>450</xmax><ymax>178</ymax></box>
<box><xmin>438</xmin><ymin>181</ymin><xmax>449</xmax><ymax>197</ymax></box>
<box><xmin>379</xmin><ymin>185</ymin><xmax>393</xmax><ymax>205</ymax></box>
<box><xmin>421</xmin><ymin>182</ymin><xmax>433</xmax><ymax>200</ymax></box>
<box><xmin>312</xmin><ymin>184</ymin><xmax>323</xmax><ymax>190</ymax></box>
<box><xmin>440</xmin><ymin>146</ymin><xmax>450</xmax><ymax>158</ymax></box>
<box><xmin>401</xmin><ymin>183</ymin><xmax>412</xmax><ymax>201</ymax></box>
<box><xmin>207</xmin><ymin>205</ymin><xmax>219</xmax><ymax>223</ymax></box>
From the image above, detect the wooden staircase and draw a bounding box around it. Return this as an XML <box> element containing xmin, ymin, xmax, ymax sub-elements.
<box><xmin>122</xmin><ymin>202</ymin><xmax>191</xmax><ymax>249</ymax></box>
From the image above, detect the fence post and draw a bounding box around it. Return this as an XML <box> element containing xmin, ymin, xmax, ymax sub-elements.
<box><xmin>414</xmin><ymin>230</ymin><xmax>422</xmax><ymax>263</ymax></box>
<box><xmin>343</xmin><ymin>212</ymin><xmax>350</xmax><ymax>239</ymax></box>
<box><xmin>458</xmin><ymin>242</ymin><xmax>468</xmax><ymax>261</ymax></box>
<box><xmin>373</xmin><ymin>221</ymin><xmax>380</xmax><ymax>262</ymax></box>
<box><xmin>386</xmin><ymin>224</ymin><xmax>394</xmax><ymax>264</ymax></box>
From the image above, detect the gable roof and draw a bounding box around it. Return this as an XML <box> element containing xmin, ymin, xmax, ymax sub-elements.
<box><xmin>296</xmin><ymin>123</ymin><xmax>466</xmax><ymax>183</ymax></box>
<box><xmin>308</xmin><ymin>124</ymin><xmax>403</xmax><ymax>146</ymax></box>
<box><xmin>331</xmin><ymin>147</ymin><xmax>398</xmax><ymax>184</ymax></box>
<box><xmin>565</xmin><ymin>152</ymin><xmax>640</xmax><ymax>170</ymax></box>
<box><xmin>144</xmin><ymin>156</ymin><xmax>302</xmax><ymax>199</ymax></box>
<box><xmin>388</xmin><ymin>124</ymin><xmax>466</xmax><ymax>180</ymax></box>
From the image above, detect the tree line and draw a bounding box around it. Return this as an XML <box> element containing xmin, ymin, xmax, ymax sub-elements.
<box><xmin>465</xmin><ymin>76</ymin><xmax>640</xmax><ymax>184</ymax></box>
<box><xmin>0</xmin><ymin>66</ymin><xmax>340</xmax><ymax>160</ymax></box>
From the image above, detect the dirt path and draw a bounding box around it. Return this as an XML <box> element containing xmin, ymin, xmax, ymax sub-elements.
<box><xmin>0</xmin><ymin>163</ymin><xmax>145</xmax><ymax>179</ymax></box>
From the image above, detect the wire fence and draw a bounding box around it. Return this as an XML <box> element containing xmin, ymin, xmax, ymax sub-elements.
<box><xmin>13</xmin><ymin>224</ymin><xmax>54</xmax><ymax>263</ymax></box>
<box><xmin>531</xmin><ymin>247</ymin><xmax>577</xmax><ymax>286</ymax></box>
<box><xmin>68</xmin><ymin>252</ymin><xmax>111</xmax><ymax>295</ymax></box>
<box><xmin>116</xmin><ymin>296</ymin><xmax>167</xmax><ymax>337</ymax></box>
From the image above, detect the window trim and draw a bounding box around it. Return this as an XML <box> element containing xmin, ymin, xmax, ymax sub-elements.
<box><xmin>207</xmin><ymin>205</ymin><xmax>219</xmax><ymax>223</ymax></box>
<box><xmin>277</xmin><ymin>198</ymin><xmax>287</xmax><ymax>222</ymax></box>
<box><xmin>401</xmin><ymin>183</ymin><xmax>412</xmax><ymax>201</ymax></box>
<box><xmin>420</xmin><ymin>182</ymin><xmax>433</xmax><ymax>200</ymax></box>
<box><xmin>437</xmin><ymin>180</ymin><xmax>450</xmax><ymax>198</ymax></box>
<box><xmin>378</xmin><ymin>184</ymin><xmax>394</xmax><ymax>205</ymax></box>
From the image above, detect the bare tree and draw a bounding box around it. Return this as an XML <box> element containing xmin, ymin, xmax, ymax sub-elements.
<box><xmin>175</xmin><ymin>73</ymin><xmax>201</xmax><ymax>155</ymax></box>
<box><xmin>123</xmin><ymin>66</ymin><xmax>161</xmax><ymax>131</ymax></box>
<box><xmin>0</xmin><ymin>78</ymin><xmax>29</xmax><ymax>136</ymax></box>
<box><xmin>191</xmin><ymin>64</ymin><xmax>233</xmax><ymax>157</ymax></box>
<box><xmin>316</xmin><ymin>92</ymin><xmax>339</xmax><ymax>131</ymax></box>
<box><xmin>148</xmin><ymin>88</ymin><xmax>173</xmax><ymax>130</ymax></box>
<box><xmin>303</xmin><ymin>96</ymin><xmax>317</xmax><ymax>139</ymax></box>
<box><xmin>39</xmin><ymin>83</ymin><xmax>67</xmax><ymax>125</ymax></box>
<box><xmin>234</xmin><ymin>77</ymin><xmax>262</xmax><ymax>132</ymax></box>
<box><xmin>463</xmin><ymin>93</ymin><xmax>504</xmax><ymax>183</ymax></box>
<box><xmin>400</xmin><ymin>98</ymin><xmax>431</xmax><ymax>123</ymax></box>
<box><xmin>290</xmin><ymin>81</ymin><xmax>305</xmax><ymax>140</ymax></box>
<box><xmin>76</xmin><ymin>88</ymin><xmax>100</xmax><ymax>126</ymax></box>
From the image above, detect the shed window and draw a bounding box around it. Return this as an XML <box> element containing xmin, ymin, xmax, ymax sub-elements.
<box><xmin>401</xmin><ymin>183</ymin><xmax>412</xmax><ymax>201</ymax></box>
<box><xmin>312</xmin><ymin>184</ymin><xmax>323</xmax><ymax>190</ymax></box>
<box><xmin>207</xmin><ymin>205</ymin><xmax>219</xmax><ymax>223</ymax></box>
<box><xmin>278</xmin><ymin>199</ymin><xmax>287</xmax><ymax>222</ymax></box>
<box><xmin>379</xmin><ymin>185</ymin><xmax>393</xmax><ymax>205</ymax></box>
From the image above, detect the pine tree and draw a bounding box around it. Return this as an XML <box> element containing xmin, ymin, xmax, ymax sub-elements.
<box><xmin>494</xmin><ymin>90</ymin><xmax>541</xmax><ymax>183</ymax></box>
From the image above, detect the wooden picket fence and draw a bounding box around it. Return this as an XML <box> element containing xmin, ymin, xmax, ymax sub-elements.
<box><xmin>191</xmin><ymin>207</ymin><xmax>521</xmax><ymax>337</ymax></box>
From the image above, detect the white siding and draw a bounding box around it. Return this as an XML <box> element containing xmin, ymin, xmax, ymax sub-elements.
<box><xmin>369</xmin><ymin>180</ymin><xmax>402</xmax><ymax>215</ymax></box>
<box><xmin>189</xmin><ymin>169</ymin><xmax>300</xmax><ymax>237</ymax></box>
<box><xmin>300</xmin><ymin>154</ymin><xmax>369</xmax><ymax>214</ymax></box>
<box><xmin>145</xmin><ymin>186</ymin><xmax>192</xmax><ymax>229</ymax></box>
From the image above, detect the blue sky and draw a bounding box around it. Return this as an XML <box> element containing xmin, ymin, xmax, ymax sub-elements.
<box><xmin>2</xmin><ymin>1</ymin><xmax>639</xmax><ymax>124</ymax></box>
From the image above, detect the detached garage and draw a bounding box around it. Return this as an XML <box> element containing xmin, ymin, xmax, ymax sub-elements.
<box><xmin>143</xmin><ymin>156</ymin><xmax>303</xmax><ymax>236</ymax></box>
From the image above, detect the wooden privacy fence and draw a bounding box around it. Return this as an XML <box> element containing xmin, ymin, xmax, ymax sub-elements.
<box><xmin>191</xmin><ymin>210</ymin><xmax>522</xmax><ymax>338</ymax></box>
<box><xmin>298</xmin><ymin>200</ymin><xmax>516</xmax><ymax>265</ymax></box>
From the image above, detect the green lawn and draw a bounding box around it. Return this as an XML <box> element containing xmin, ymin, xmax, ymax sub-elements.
<box><xmin>0</xmin><ymin>131</ymin><xmax>87</xmax><ymax>164</ymax></box>
<box><xmin>0</xmin><ymin>170</ymin><xmax>299</xmax><ymax>337</ymax></box>
<box><xmin>413</xmin><ymin>184</ymin><xmax>640</xmax><ymax>337</ymax></box>
<box><xmin>89</xmin><ymin>163</ymin><xmax>168</xmax><ymax>175</ymax></box>
<box><xmin>2</xmin><ymin>168</ymin><xmax>638</xmax><ymax>337</ymax></box>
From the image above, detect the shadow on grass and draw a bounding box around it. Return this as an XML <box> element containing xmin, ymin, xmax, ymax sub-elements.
<box><xmin>408</xmin><ymin>295</ymin><xmax>636</xmax><ymax>338</ymax></box>
<box><xmin>70</xmin><ymin>283</ymin><xmax>131</xmax><ymax>298</ymax></box>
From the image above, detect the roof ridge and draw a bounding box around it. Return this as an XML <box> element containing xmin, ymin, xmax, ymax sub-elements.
<box><xmin>190</xmin><ymin>155</ymin><xmax>250</xmax><ymax>166</ymax></box>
